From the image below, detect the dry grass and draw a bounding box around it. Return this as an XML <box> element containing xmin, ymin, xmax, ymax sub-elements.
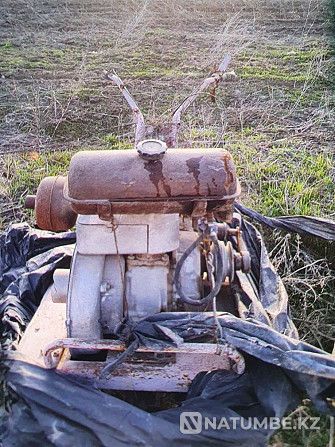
<box><xmin>269</xmin><ymin>232</ymin><xmax>335</xmax><ymax>351</ymax></box>
<box><xmin>0</xmin><ymin>1</ymin><xmax>334</xmax><ymax>445</ymax></box>
<box><xmin>0</xmin><ymin>0</ymin><xmax>333</xmax><ymax>153</ymax></box>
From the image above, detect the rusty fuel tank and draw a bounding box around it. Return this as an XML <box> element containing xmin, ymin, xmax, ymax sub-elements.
<box><xmin>64</xmin><ymin>148</ymin><xmax>240</xmax><ymax>221</ymax></box>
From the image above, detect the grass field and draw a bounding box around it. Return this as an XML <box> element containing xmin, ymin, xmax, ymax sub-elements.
<box><xmin>0</xmin><ymin>0</ymin><xmax>334</xmax><ymax>445</ymax></box>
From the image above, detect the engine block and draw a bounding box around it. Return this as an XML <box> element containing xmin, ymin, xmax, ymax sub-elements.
<box><xmin>26</xmin><ymin>143</ymin><xmax>248</xmax><ymax>347</ymax></box>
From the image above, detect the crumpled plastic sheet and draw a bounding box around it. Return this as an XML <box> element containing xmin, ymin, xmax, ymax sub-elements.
<box><xmin>235</xmin><ymin>202</ymin><xmax>335</xmax><ymax>241</ymax></box>
<box><xmin>1</xmin><ymin>356</ymin><xmax>301</xmax><ymax>447</ymax></box>
<box><xmin>0</xmin><ymin>223</ymin><xmax>75</xmax><ymax>349</ymax></box>
<box><xmin>1</xmin><ymin>215</ymin><xmax>335</xmax><ymax>447</ymax></box>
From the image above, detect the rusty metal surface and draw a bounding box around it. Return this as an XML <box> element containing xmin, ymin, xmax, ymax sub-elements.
<box><xmin>35</xmin><ymin>176</ymin><xmax>77</xmax><ymax>232</ymax></box>
<box><xmin>43</xmin><ymin>337</ymin><xmax>233</xmax><ymax>368</ymax></box>
<box><xmin>58</xmin><ymin>353</ymin><xmax>227</xmax><ymax>393</ymax></box>
<box><xmin>65</xmin><ymin>148</ymin><xmax>240</xmax><ymax>219</ymax></box>
<box><xmin>24</xmin><ymin>195</ymin><xmax>36</xmax><ymax>210</ymax></box>
<box><xmin>42</xmin><ymin>338</ymin><xmax>238</xmax><ymax>392</ymax></box>
<box><xmin>70</xmin><ymin>198</ymin><xmax>236</xmax><ymax>222</ymax></box>
<box><xmin>66</xmin><ymin>148</ymin><xmax>239</xmax><ymax>203</ymax></box>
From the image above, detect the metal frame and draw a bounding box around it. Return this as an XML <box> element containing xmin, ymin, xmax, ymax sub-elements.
<box><xmin>105</xmin><ymin>55</ymin><xmax>236</xmax><ymax>147</ymax></box>
<box><xmin>43</xmin><ymin>338</ymin><xmax>242</xmax><ymax>392</ymax></box>
<box><xmin>18</xmin><ymin>289</ymin><xmax>245</xmax><ymax>393</ymax></box>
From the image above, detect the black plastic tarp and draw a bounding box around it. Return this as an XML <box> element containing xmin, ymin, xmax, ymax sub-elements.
<box><xmin>235</xmin><ymin>202</ymin><xmax>335</xmax><ymax>241</ymax></box>
<box><xmin>0</xmin><ymin>223</ymin><xmax>75</xmax><ymax>350</ymax></box>
<box><xmin>1</xmin><ymin>214</ymin><xmax>335</xmax><ymax>446</ymax></box>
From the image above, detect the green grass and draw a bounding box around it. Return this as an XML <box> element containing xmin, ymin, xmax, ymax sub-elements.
<box><xmin>102</xmin><ymin>133</ymin><xmax>133</xmax><ymax>149</ymax></box>
<box><xmin>227</xmin><ymin>138</ymin><xmax>334</xmax><ymax>217</ymax></box>
<box><xmin>270</xmin><ymin>400</ymin><xmax>333</xmax><ymax>446</ymax></box>
<box><xmin>237</xmin><ymin>44</ymin><xmax>332</xmax><ymax>85</ymax></box>
<box><xmin>1</xmin><ymin>142</ymin><xmax>131</xmax><ymax>227</ymax></box>
<box><xmin>240</xmin><ymin>65</ymin><xmax>311</xmax><ymax>83</ymax></box>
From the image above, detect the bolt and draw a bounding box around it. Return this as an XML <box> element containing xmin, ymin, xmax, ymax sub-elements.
<box><xmin>24</xmin><ymin>195</ymin><xmax>36</xmax><ymax>210</ymax></box>
<box><xmin>234</xmin><ymin>253</ymin><xmax>242</xmax><ymax>271</ymax></box>
<box><xmin>241</xmin><ymin>252</ymin><xmax>251</xmax><ymax>274</ymax></box>
<box><xmin>100</xmin><ymin>282</ymin><xmax>112</xmax><ymax>293</ymax></box>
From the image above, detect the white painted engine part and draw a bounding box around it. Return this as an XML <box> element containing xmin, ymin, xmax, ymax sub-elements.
<box><xmin>63</xmin><ymin>213</ymin><xmax>204</xmax><ymax>341</ymax></box>
<box><xmin>52</xmin><ymin>212</ymin><xmax>241</xmax><ymax>345</ymax></box>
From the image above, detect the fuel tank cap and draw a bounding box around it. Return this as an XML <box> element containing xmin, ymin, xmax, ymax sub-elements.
<box><xmin>136</xmin><ymin>139</ymin><xmax>167</xmax><ymax>160</ymax></box>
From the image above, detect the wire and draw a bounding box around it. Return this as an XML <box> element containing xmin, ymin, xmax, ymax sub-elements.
<box><xmin>207</xmin><ymin>251</ymin><xmax>224</xmax><ymax>341</ymax></box>
<box><xmin>111</xmin><ymin>218</ymin><xmax>128</xmax><ymax>316</ymax></box>
<box><xmin>174</xmin><ymin>232</ymin><xmax>225</xmax><ymax>306</ymax></box>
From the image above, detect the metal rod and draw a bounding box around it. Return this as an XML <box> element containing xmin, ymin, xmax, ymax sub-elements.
<box><xmin>105</xmin><ymin>71</ymin><xmax>146</xmax><ymax>146</ymax></box>
<box><xmin>170</xmin><ymin>55</ymin><xmax>236</xmax><ymax>146</ymax></box>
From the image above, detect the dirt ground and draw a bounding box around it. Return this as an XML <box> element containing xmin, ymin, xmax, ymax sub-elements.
<box><xmin>0</xmin><ymin>1</ymin><xmax>334</xmax><ymax>445</ymax></box>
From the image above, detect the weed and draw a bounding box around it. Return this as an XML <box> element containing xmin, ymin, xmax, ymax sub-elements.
<box><xmin>270</xmin><ymin>400</ymin><xmax>333</xmax><ymax>446</ymax></box>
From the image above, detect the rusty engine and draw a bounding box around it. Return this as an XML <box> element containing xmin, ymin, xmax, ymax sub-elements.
<box><xmin>23</xmin><ymin>61</ymin><xmax>251</xmax><ymax>391</ymax></box>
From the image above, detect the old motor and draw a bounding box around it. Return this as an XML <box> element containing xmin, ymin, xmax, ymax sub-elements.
<box><xmin>20</xmin><ymin>59</ymin><xmax>251</xmax><ymax>392</ymax></box>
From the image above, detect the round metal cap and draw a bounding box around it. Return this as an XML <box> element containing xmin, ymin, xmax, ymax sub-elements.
<box><xmin>136</xmin><ymin>139</ymin><xmax>167</xmax><ymax>159</ymax></box>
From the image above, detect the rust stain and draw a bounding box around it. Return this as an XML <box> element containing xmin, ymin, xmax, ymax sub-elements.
<box><xmin>221</xmin><ymin>154</ymin><xmax>234</xmax><ymax>190</ymax></box>
<box><xmin>186</xmin><ymin>157</ymin><xmax>202</xmax><ymax>195</ymax></box>
<box><xmin>144</xmin><ymin>160</ymin><xmax>171</xmax><ymax>198</ymax></box>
